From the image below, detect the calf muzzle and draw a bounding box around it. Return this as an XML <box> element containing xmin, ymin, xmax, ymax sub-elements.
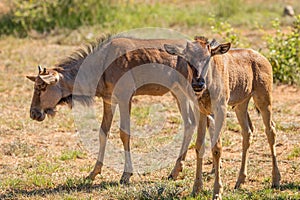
<box><xmin>30</xmin><ymin>108</ymin><xmax>46</xmax><ymax>121</ymax></box>
<box><xmin>192</xmin><ymin>79</ymin><xmax>206</xmax><ymax>92</ymax></box>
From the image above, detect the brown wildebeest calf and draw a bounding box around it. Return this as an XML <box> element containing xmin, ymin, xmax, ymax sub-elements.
<box><xmin>165</xmin><ymin>36</ymin><xmax>281</xmax><ymax>199</ymax></box>
<box><xmin>26</xmin><ymin>36</ymin><xmax>201</xmax><ymax>186</ymax></box>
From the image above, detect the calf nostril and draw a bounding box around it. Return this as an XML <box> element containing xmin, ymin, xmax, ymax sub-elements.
<box><xmin>198</xmin><ymin>81</ymin><xmax>205</xmax><ymax>89</ymax></box>
<box><xmin>192</xmin><ymin>80</ymin><xmax>206</xmax><ymax>92</ymax></box>
<box><xmin>30</xmin><ymin>109</ymin><xmax>41</xmax><ymax>119</ymax></box>
<box><xmin>30</xmin><ymin>110</ymin><xmax>35</xmax><ymax>119</ymax></box>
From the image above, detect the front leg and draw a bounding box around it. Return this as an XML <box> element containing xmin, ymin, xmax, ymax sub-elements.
<box><xmin>169</xmin><ymin>99</ymin><xmax>196</xmax><ymax>180</ymax></box>
<box><xmin>192</xmin><ymin>113</ymin><xmax>207</xmax><ymax>195</ymax></box>
<box><xmin>211</xmin><ymin>102</ymin><xmax>226</xmax><ymax>200</ymax></box>
<box><xmin>88</xmin><ymin>101</ymin><xmax>115</xmax><ymax>180</ymax></box>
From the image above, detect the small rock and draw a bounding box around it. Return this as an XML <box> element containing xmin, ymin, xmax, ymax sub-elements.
<box><xmin>283</xmin><ymin>5</ymin><xmax>295</xmax><ymax>17</ymax></box>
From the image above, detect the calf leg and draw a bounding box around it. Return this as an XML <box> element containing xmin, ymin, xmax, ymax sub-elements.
<box><xmin>253</xmin><ymin>95</ymin><xmax>281</xmax><ymax>188</ymax></box>
<box><xmin>192</xmin><ymin>113</ymin><xmax>207</xmax><ymax>195</ymax></box>
<box><xmin>168</xmin><ymin>99</ymin><xmax>196</xmax><ymax>180</ymax></box>
<box><xmin>88</xmin><ymin>101</ymin><xmax>115</xmax><ymax>180</ymax></box>
<box><xmin>211</xmin><ymin>103</ymin><xmax>226</xmax><ymax>200</ymax></box>
<box><xmin>212</xmin><ymin>139</ymin><xmax>223</xmax><ymax>200</ymax></box>
<box><xmin>119</xmin><ymin>101</ymin><xmax>133</xmax><ymax>184</ymax></box>
<box><xmin>208</xmin><ymin>115</ymin><xmax>216</xmax><ymax>174</ymax></box>
<box><xmin>234</xmin><ymin>100</ymin><xmax>253</xmax><ymax>189</ymax></box>
<box><xmin>168</xmin><ymin>152</ymin><xmax>186</xmax><ymax>180</ymax></box>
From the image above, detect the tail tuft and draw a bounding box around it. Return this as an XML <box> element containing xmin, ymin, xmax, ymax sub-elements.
<box><xmin>255</xmin><ymin>106</ymin><xmax>260</xmax><ymax>115</ymax></box>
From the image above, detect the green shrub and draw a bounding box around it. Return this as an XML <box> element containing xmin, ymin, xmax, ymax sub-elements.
<box><xmin>208</xmin><ymin>16</ymin><xmax>249</xmax><ymax>48</ymax></box>
<box><xmin>265</xmin><ymin>16</ymin><xmax>300</xmax><ymax>84</ymax></box>
<box><xmin>0</xmin><ymin>0</ymin><xmax>212</xmax><ymax>37</ymax></box>
<box><xmin>0</xmin><ymin>0</ymin><xmax>116</xmax><ymax>37</ymax></box>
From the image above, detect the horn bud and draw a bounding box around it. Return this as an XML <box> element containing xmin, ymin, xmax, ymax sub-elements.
<box><xmin>38</xmin><ymin>65</ymin><xmax>42</xmax><ymax>74</ymax></box>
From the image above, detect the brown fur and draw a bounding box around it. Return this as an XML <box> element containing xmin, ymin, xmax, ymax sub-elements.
<box><xmin>166</xmin><ymin>37</ymin><xmax>281</xmax><ymax>199</ymax></box>
<box><xmin>27</xmin><ymin>36</ymin><xmax>198</xmax><ymax>186</ymax></box>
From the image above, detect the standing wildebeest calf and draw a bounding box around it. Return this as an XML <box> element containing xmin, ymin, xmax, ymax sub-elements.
<box><xmin>165</xmin><ymin>36</ymin><xmax>281</xmax><ymax>199</ymax></box>
<box><xmin>27</xmin><ymin>36</ymin><xmax>201</xmax><ymax>186</ymax></box>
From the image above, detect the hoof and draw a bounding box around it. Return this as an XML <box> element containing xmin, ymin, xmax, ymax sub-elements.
<box><xmin>271</xmin><ymin>182</ymin><xmax>280</xmax><ymax>189</ymax></box>
<box><xmin>86</xmin><ymin>173</ymin><xmax>96</xmax><ymax>181</ymax></box>
<box><xmin>168</xmin><ymin>164</ymin><xmax>183</xmax><ymax>181</ymax></box>
<box><xmin>234</xmin><ymin>174</ymin><xmax>246</xmax><ymax>189</ymax></box>
<box><xmin>191</xmin><ymin>180</ymin><xmax>203</xmax><ymax>196</ymax></box>
<box><xmin>120</xmin><ymin>172</ymin><xmax>133</xmax><ymax>184</ymax></box>
<box><xmin>87</xmin><ymin>160</ymin><xmax>103</xmax><ymax>181</ymax></box>
<box><xmin>85</xmin><ymin>176</ymin><xmax>93</xmax><ymax>181</ymax></box>
<box><xmin>234</xmin><ymin>180</ymin><xmax>243</xmax><ymax>189</ymax></box>
<box><xmin>213</xmin><ymin>183</ymin><xmax>223</xmax><ymax>200</ymax></box>
<box><xmin>234</xmin><ymin>183</ymin><xmax>240</xmax><ymax>190</ymax></box>
<box><xmin>168</xmin><ymin>174</ymin><xmax>175</xmax><ymax>180</ymax></box>
<box><xmin>213</xmin><ymin>193</ymin><xmax>222</xmax><ymax>200</ymax></box>
<box><xmin>191</xmin><ymin>188</ymin><xmax>200</xmax><ymax>197</ymax></box>
<box><xmin>271</xmin><ymin>172</ymin><xmax>281</xmax><ymax>189</ymax></box>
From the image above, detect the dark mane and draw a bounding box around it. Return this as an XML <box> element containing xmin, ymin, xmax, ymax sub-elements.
<box><xmin>194</xmin><ymin>36</ymin><xmax>209</xmax><ymax>45</ymax></box>
<box><xmin>53</xmin><ymin>34</ymin><xmax>113</xmax><ymax>106</ymax></box>
<box><xmin>55</xmin><ymin>34</ymin><xmax>112</xmax><ymax>70</ymax></box>
<box><xmin>194</xmin><ymin>36</ymin><xmax>220</xmax><ymax>48</ymax></box>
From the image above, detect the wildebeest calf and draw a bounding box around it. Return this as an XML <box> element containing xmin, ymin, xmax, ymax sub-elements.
<box><xmin>165</xmin><ymin>36</ymin><xmax>281</xmax><ymax>199</ymax></box>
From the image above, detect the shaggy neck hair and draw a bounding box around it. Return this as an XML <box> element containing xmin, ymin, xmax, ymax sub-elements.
<box><xmin>54</xmin><ymin>34</ymin><xmax>113</xmax><ymax>107</ymax></box>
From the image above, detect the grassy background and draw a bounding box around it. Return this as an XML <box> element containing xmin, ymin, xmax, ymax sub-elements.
<box><xmin>1</xmin><ymin>0</ymin><xmax>299</xmax><ymax>83</ymax></box>
<box><xmin>0</xmin><ymin>0</ymin><xmax>299</xmax><ymax>37</ymax></box>
<box><xmin>0</xmin><ymin>0</ymin><xmax>300</xmax><ymax>199</ymax></box>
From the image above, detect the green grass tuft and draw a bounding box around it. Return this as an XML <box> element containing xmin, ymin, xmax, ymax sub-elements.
<box><xmin>287</xmin><ymin>146</ymin><xmax>300</xmax><ymax>160</ymax></box>
<box><xmin>131</xmin><ymin>106</ymin><xmax>150</xmax><ymax>126</ymax></box>
<box><xmin>60</xmin><ymin>150</ymin><xmax>86</xmax><ymax>161</ymax></box>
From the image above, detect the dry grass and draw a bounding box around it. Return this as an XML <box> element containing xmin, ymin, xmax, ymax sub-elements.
<box><xmin>0</xmin><ymin>33</ymin><xmax>299</xmax><ymax>200</ymax></box>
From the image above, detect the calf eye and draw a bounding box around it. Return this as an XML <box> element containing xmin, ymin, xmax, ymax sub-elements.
<box><xmin>40</xmin><ymin>84</ymin><xmax>47</xmax><ymax>90</ymax></box>
<box><xmin>35</xmin><ymin>83</ymin><xmax>47</xmax><ymax>91</ymax></box>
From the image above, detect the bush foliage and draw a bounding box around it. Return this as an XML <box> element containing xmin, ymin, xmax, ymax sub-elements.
<box><xmin>210</xmin><ymin>15</ymin><xmax>300</xmax><ymax>85</ymax></box>
<box><xmin>209</xmin><ymin>16</ymin><xmax>242</xmax><ymax>47</ymax></box>
<box><xmin>0</xmin><ymin>0</ymin><xmax>115</xmax><ymax>37</ymax></box>
<box><xmin>0</xmin><ymin>0</ymin><xmax>210</xmax><ymax>37</ymax></box>
<box><xmin>265</xmin><ymin>15</ymin><xmax>300</xmax><ymax>84</ymax></box>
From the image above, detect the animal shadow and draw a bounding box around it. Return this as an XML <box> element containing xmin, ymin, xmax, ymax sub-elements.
<box><xmin>0</xmin><ymin>180</ymin><xmax>119</xmax><ymax>199</ymax></box>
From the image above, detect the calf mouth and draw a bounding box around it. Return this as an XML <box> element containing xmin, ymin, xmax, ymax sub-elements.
<box><xmin>36</xmin><ymin>114</ymin><xmax>46</xmax><ymax>121</ymax></box>
<box><xmin>192</xmin><ymin>85</ymin><xmax>206</xmax><ymax>95</ymax></box>
<box><xmin>44</xmin><ymin>108</ymin><xmax>57</xmax><ymax>118</ymax></box>
<box><xmin>30</xmin><ymin>108</ymin><xmax>56</xmax><ymax>121</ymax></box>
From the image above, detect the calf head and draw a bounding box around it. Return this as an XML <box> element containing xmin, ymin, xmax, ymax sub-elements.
<box><xmin>164</xmin><ymin>36</ymin><xmax>231</xmax><ymax>94</ymax></box>
<box><xmin>26</xmin><ymin>66</ymin><xmax>62</xmax><ymax>121</ymax></box>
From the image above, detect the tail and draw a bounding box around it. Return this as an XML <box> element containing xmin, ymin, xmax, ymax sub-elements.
<box><xmin>255</xmin><ymin>106</ymin><xmax>260</xmax><ymax>115</ymax></box>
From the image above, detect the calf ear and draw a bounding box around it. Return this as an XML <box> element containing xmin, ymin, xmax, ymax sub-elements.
<box><xmin>26</xmin><ymin>75</ymin><xmax>36</xmax><ymax>82</ymax></box>
<box><xmin>211</xmin><ymin>42</ymin><xmax>231</xmax><ymax>56</ymax></box>
<box><xmin>164</xmin><ymin>44</ymin><xmax>184</xmax><ymax>57</ymax></box>
<box><xmin>39</xmin><ymin>73</ymin><xmax>59</xmax><ymax>85</ymax></box>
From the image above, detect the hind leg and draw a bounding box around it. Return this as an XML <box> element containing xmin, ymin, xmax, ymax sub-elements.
<box><xmin>234</xmin><ymin>99</ymin><xmax>254</xmax><ymax>189</ymax></box>
<box><xmin>119</xmin><ymin>101</ymin><xmax>133</xmax><ymax>184</ymax></box>
<box><xmin>253</xmin><ymin>94</ymin><xmax>281</xmax><ymax>188</ymax></box>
